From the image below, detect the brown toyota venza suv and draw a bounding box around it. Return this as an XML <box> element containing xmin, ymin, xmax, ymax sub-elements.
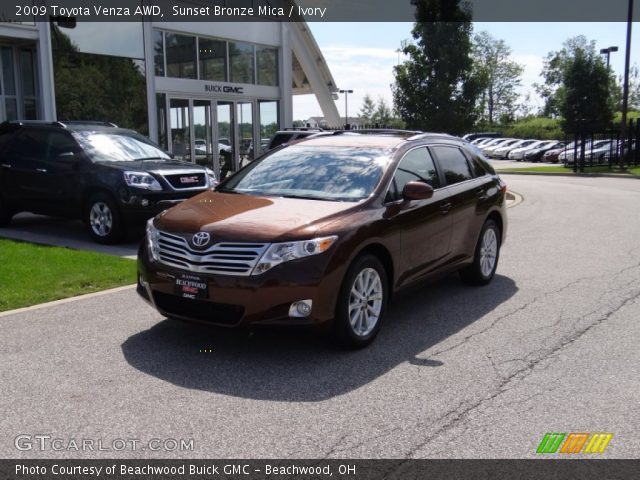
<box><xmin>137</xmin><ymin>132</ymin><xmax>508</xmax><ymax>348</ymax></box>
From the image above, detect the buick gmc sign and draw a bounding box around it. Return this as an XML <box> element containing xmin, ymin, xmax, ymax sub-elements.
<box><xmin>204</xmin><ymin>84</ymin><xmax>244</xmax><ymax>94</ymax></box>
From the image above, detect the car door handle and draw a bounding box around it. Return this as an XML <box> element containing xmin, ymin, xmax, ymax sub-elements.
<box><xmin>0</xmin><ymin>164</ymin><xmax>10</xmax><ymax>169</ymax></box>
<box><xmin>36</xmin><ymin>168</ymin><xmax>47</xmax><ymax>173</ymax></box>
<box><xmin>440</xmin><ymin>201</ymin><xmax>452</xmax><ymax>214</ymax></box>
<box><xmin>475</xmin><ymin>188</ymin><xmax>486</xmax><ymax>198</ymax></box>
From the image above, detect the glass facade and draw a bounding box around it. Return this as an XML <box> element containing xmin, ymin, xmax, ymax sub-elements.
<box><xmin>51</xmin><ymin>24</ymin><xmax>148</xmax><ymax>134</ymax></box>
<box><xmin>0</xmin><ymin>45</ymin><xmax>39</xmax><ymax>122</ymax></box>
<box><xmin>259</xmin><ymin>100</ymin><xmax>278</xmax><ymax>154</ymax></box>
<box><xmin>229</xmin><ymin>42</ymin><xmax>255</xmax><ymax>84</ymax></box>
<box><xmin>199</xmin><ymin>38</ymin><xmax>227</xmax><ymax>82</ymax></box>
<box><xmin>153</xmin><ymin>30</ymin><xmax>164</xmax><ymax>76</ymax></box>
<box><xmin>256</xmin><ymin>46</ymin><xmax>278</xmax><ymax>87</ymax></box>
<box><xmin>165</xmin><ymin>33</ymin><xmax>196</xmax><ymax>79</ymax></box>
<box><xmin>154</xmin><ymin>29</ymin><xmax>278</xmax><ymax>87</ymax></box>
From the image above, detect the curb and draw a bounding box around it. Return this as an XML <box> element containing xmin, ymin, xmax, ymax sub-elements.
<box><xmin>0</xmin><ymin>284</ymin><xmax>136</xmax><ymax>318</ymax></box>
<box><xmin>506</xmin><ymin>190</ymin><xmax>523</xmax><ymax>208</ymax></box>
<box><xmin>497</xmin><ymin>171</ymin><xmax>640</xmax><ymax>179</ymax></box>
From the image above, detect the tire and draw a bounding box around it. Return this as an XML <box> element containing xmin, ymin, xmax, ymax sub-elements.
<box><xmin>460</xmin><ymin>219</ymin><xmax>501</xmax><ymax>286</ymax></box>
<box><xmin>0</xmin><ymin>200</ymin><xmax>13</xmax><ymax>227</ymax></box>
<box><xmin>333</xmin><ymin>254</ymin><xmax>388</xmax><ymax>349</ymax></box>
<box><xmin>85</xmin><ymin>193</ymin><xmax>124</xmax><ymax>244</ymax></box>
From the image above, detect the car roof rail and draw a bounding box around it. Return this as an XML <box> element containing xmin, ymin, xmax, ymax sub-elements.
<box><xmin>60</xmin><ymin>120</ymin><xmax>119</xmax><ymax>128</ymax></box>
<box><xmin>406</xmin><ymin>132</ymin><xmax>459</xmax><ymax>141</ymax></box>
<box><xmin>331</xmin><ymin>128</ymin><xmax>424</xmax><ymax>137</ymax></box>
<box><xmin>1</xmin><ymin>120</ymin><xmax>66</xmax><ymax>128</ymax></box>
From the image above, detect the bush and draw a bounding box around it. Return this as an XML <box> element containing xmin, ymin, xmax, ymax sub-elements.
<box><xmin>500</xmin><ymin>117</ymin><xmax>563</xmax><ymax>140</ymax></box>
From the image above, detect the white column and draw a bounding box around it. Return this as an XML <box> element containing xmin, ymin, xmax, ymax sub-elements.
<box><xmin>36</xmin><ymin>21</ymin><xmax>56</xmax><ymax>120</ymax></box>
<box><xmin>280</xmin><ymin>23</ymin><xmax>293</xmax><ymax>128</ymax></box>
<box><xmin>142</xmin><ymin>20</ymin><xmax>158</xmax><ymax>142</ymax></box>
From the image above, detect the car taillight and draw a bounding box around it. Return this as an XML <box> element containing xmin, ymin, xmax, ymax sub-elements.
<box><xmin>498</xmin><ymin>178</ymin><xmax>508</xmax><ymax>194</ymax></box>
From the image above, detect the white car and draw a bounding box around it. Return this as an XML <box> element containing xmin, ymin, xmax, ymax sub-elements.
<box><xmin>508</xmin><ymin>140</ymin><xmax>548</xmax><ymax>161</ymax></box>
<box><xmin>195</xmin><ymin>138</ymin><xmax>232</xmax><ymax>156</ymax></box>
<box><xmin>484</xmin><ymin>139</ymin><xmax>520</xmax><ymax>157</ymax></box>
<box><xmin>559</xmin><ymin>140</ymin><xmax>610</xmax><ymax>164</ymax></box>
<box><xmin>481</xmin><ymin>138</ymin><xmax>515</xmax><ymax>156</ymax></box>
<box><xmin>492</xmin><ymin>139</ymin><xmax>537</xmax><ymax>159</ymax></box>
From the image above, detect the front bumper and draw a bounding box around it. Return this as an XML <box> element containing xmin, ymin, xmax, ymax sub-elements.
<box><xmin>137</xmin><ymin>243</ymin><xmax>343</xmax><ymax>328</ymax></box>
<box><xmin>118</xmin><ymin>189</ymin><xmax>208</xmax><ymax>224</ymax></box>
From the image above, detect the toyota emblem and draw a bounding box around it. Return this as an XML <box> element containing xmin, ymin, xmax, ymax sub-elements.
<box><xmin>192</xmin><ymin>232</ymin><xmax>211</xmax><ymax>248</ymax></box>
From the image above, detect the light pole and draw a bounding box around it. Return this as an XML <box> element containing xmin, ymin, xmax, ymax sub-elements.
<box><xmin>339</xmin><ymin>89</ymin><xmax>353</xmax><ymax>128</ymax></box>
<box><xmin>620</xmin><ymin>0</ymin><xmax>634</xmax><ymax>169</ymax></box>
<box><xmin>599</xmin><ymin>46</ymin><xmax>618</xmax><ymax>68</ymax></box>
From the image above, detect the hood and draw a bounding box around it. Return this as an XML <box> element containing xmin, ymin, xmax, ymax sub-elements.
<box><xmin>155</xmin><ymin>190</ymin><xmax>359</xmax><ymax>242</ymax></box>
<box><xmin>96</xmin><ymin>159</ymin><xmax>207</xmax><ymax>172</ymax></box>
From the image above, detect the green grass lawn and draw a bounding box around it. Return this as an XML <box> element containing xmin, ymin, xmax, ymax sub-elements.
<box><xmin>0</xmin><ymin>239</ymin><xmax>136</xmax><ymax>312</ymax></box>
<box><xmin>497</xmin><ymin>165</ymin><xmax>640</xmax><ymax>177</ymax></box>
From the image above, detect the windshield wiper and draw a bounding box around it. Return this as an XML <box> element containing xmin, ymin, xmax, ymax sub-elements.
<box><xmin>279</xmin><ymin>194</ymin><xmax>331</xmax><ymax>201</ymax></box>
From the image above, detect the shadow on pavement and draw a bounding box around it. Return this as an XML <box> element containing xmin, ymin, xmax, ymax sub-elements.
<box><xmin>0</xmin><ymin>213</ymin><xmax>140</xmax><ymax>257</ymax></box>
<box><xmin>121</xmin><ymin>274</ymin><xmax>517</xmax><ymax>401</ymax></box>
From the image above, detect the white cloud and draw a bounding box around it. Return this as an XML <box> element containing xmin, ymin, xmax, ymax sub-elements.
<box><xmin>293</xmin><ymin>44</ymin><xmax>403</xmax><ymax>121</ymax></box>
<box><xmin>293</xmin><ymin>47</ymin><xmax>547</xmax><ymax>121</ymax></box>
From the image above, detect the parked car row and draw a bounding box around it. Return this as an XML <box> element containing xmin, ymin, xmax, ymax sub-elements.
<box><xmin>468</xmin><ymin>136</ymin><xmax>566</xmax><ymax>162</ymax></box>
<box><xmin>468</xmin><ymin>134</ymin><xmax>637</xmax><ymax>165</ymax></box>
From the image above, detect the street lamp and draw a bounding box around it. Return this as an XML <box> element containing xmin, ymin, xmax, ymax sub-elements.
<box><xmin>339</xmin><ymin>89</ymin><xmax>353</xmax><ymax>128</ymax></box>
<box><xmin>599</xmin><ymin>46</ymin><xmax>619</xmax><ymax>68</ymax></box>
<box><xmin>620</xmin><ymin>0</ymin><xmax>634</xmax><ymax>168</ymax></box>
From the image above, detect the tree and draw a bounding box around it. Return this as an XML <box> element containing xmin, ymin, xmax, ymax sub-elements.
<box><xmin>372</xmin><ymin>97</ymin><xmax>393</xmax><ymax>125</ymax></box>
<box><xmin>559</xmin><ymin>48</ymin><xmax>613</xmax><ymax>131</ymax></box>
<box><xmin>535</xmin><ymin>35</ymin><xmax>617</xmax><ymax>120</ymax></box>
<box><xmin>392</xmin><ymin>0</ymin><xmax>480</xmax><ymax>134</ymax></box>
<box><xmin>359</xmin><ymin>94</ymin><xmax>376</xmax><ymax>123</ymax></box>
<box><xmin>472</xmin><ymin>31</ymin><xmax>524</xmax><ymax>125</ymax></box>
<box><xmin>622</xmin><ymin>65</ymin><xmax>640</xmax><ymax>110</ymax></box>
<box><xmin>534</xmin><ymin>35</ymin><xmax>613</xmax><ymax>130</ymax></box>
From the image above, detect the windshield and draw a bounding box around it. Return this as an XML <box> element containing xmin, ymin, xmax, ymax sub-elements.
<box><xmin>74</xmin><ymin>130</ymin><xmax>171</xmax><ymax>162</ymax></box>
<box><xmin>219</xmin><ymin>146</ymin><xmax>389</xmax><ymax>201</ymax></box>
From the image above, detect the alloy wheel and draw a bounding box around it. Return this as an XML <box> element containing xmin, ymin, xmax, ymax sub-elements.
<box><xmin>89</xmin><ymin>201</ymin><xmax>113</xmax><ymax>237</ymax></box>
<box><xmin>348</xmin><ymin>267</ymin><xmax>383</xmax><ymax>337</ymax></box>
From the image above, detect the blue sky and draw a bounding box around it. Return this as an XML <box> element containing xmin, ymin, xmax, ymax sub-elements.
<box><xmin>292</xmin><ymin>22</ymin><xmax>640</xmax><ymax>120</ymax></box>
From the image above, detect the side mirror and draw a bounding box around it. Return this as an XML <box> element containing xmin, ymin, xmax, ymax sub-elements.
<box><xmin>402</xmin><ymin>181</ymin><xmax>434</xmax><ymax>201</ymax></box>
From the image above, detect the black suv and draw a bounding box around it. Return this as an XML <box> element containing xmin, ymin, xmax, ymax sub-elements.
<box><xmin>0</xmin><ymin>121</ymin><xmax>216</xmax><ymax>244</ymax></box>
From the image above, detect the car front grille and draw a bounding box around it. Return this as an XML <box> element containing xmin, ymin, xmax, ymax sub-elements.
<box><xmin>157</xmin><ymin>230</ymin><xmax>269</xmax><ymax>276</ymax></box>
<box><xmin>153</xmin><ymin>292</ymin><xmax>244</xmax><ymax>325</ymax></box>
<box><xmin>163</xmin><ymin>172</ymin><xmax>207</xmax><ymax>189</ymax></box>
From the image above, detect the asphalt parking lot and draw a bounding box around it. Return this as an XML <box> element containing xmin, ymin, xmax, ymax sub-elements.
<box><xmin>0</xmin><ymin>213</ymin><xmax>139</xmax><ymax>258</ymax></box>
<box><xmin>1</xmin><ymin>174</ymin><xmax>640</xmax><ymax>459</ymax></box>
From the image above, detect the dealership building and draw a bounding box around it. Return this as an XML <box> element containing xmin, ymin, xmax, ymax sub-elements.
<box><xmin>0</xmin><ymin>14</ymin><xmax>340</xmax><ymax>175</ymax></box>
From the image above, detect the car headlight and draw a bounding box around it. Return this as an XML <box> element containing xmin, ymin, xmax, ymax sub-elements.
<box><xmin>252</xmin><ymin>236</ymin><xmax>338</xmax><ymax>275</ymax></box>
<box><xmin>146</xmin><ymin>218</ymin><xmax>159</xmax><ymax>261</ymax></box>
<box><xmin>124</xmin><ymin>171</ymin><xmax>162</xmax><ymax>191</ymax></box>
<box><xmin>205</xmin><ymin>168</ymin><xmax>218</xmax><ymax>188</ymax></box>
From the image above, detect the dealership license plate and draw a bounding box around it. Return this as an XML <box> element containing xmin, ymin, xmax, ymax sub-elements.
<box><xmin>175</xmin><ymin>273</ymin><xmax>208</xmax><ymax>300</ymax></box>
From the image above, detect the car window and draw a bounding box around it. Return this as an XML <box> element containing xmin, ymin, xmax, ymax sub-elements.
<box><xmin>463</xmin><ymin>151</ymin><xmax>488</xmax><ymax>178</ymax></box>
<box><xmin>219</xmin><ymin>145</ymin><xmax>388</xmax><ymax>202</ymax></box>
<box><xmin>73</xmin><ymin>130</ymin><xmax>170</xmax><ymax>162</ymax></box>
<box><xmin>47</xmin><ymin>131</ymin><xmax>80</xmax><ymax>160</ymax></box>
<box><xmin>0</xmin><ymin>129</ymin><xmax>15</xmax><ymax>153</ymax></box>
<box><xmin>268</xmin><ymin>133</ymin><xmax>293</xmax><ymax>149</ymax></box>
<box><xmin>6</xmin><ymin>129</ymin><xmax>48</xmax><ymax>160</ymax></box>
<box><xmin>431</xmin><ymin>146</ymin><xmax>474</xmax><ymax>186</ymax></box>
<box><xmin>386</xmin><ymin>147</ymin><xmax>440</xmax><ymax>202</ymax></box>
